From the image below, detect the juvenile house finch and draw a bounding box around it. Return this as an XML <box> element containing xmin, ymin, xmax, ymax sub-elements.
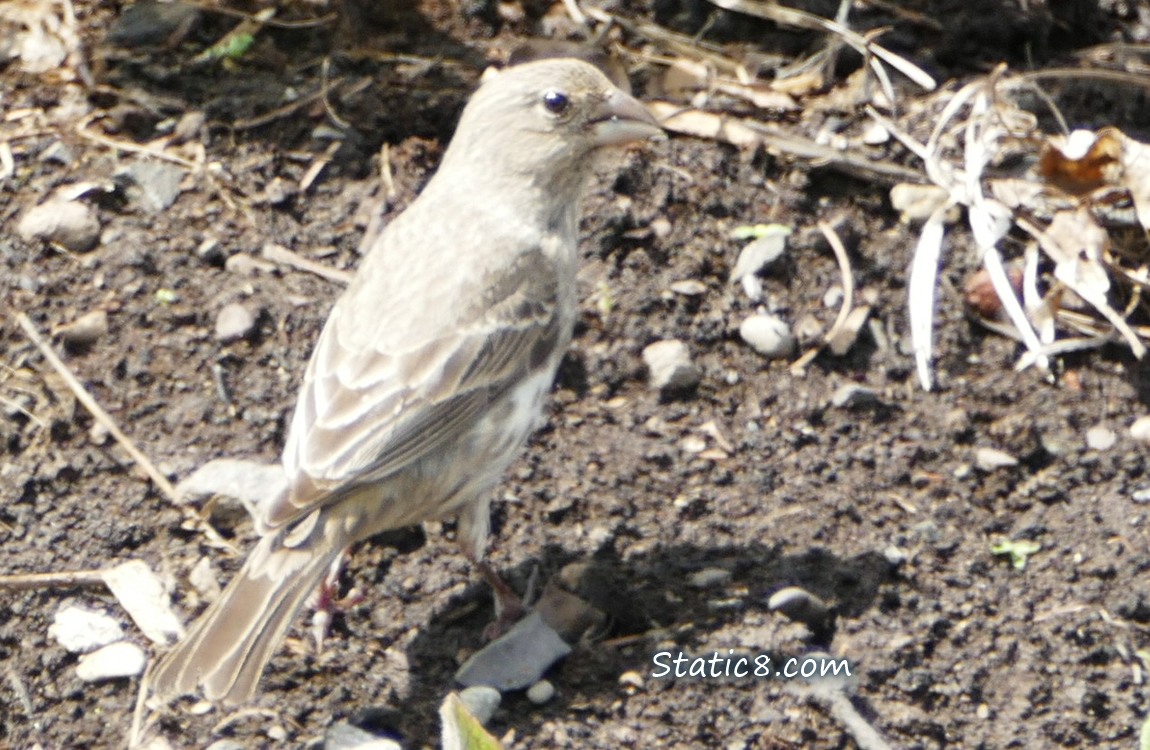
<box><xmin>151</xmin><ymin>58</ymin><xmax>663</xmax><ymax>704</ymax></box>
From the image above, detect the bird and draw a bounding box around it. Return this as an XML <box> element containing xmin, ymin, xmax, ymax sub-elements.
<box><xmin>150</xmin><ymin>57</ymin><xmax>664</xmax><ymax>705</ymax></box>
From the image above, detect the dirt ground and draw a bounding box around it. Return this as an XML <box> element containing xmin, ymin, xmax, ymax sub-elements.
<box><xmin>3</xmin><ymin>0</ymin><xmax>1150</xmax><ymax>748</ymax></box>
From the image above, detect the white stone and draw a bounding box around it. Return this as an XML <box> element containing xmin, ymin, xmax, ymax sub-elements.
<box><xmin>526</xmin><ymin>679</ymin><xmax>556</xmax><ymax>705</ymax></box>
<box><xmin>215</xmin><ymin>303</ymin><xmax>256</xmax><ymax>342</ymax></box>
<box><xmin>1130</xmin><ymin>416</ymin><xmax>1150</xmax><ymax>444</ymax></box>
<box><xmin>49</xmin><ymin>605</ymin><xmax>124</xmax><ymax>653</ymax></box>
<box><xmin>975</xmin><ymin>447</ymin><xmax>1018</xmax><ymax>471</ymax></box>
<box><xmin>75</xmin><ymin>641</ymin><xmax>146</xmax><ymax>681</ymax></box>
<box><xmin>17</xmin><ymin>198</ymin><xmax>100</xmax><ymax>252</ymax></box>
<box><xmin>688</xmin><ymin>568</ymin><xmax>732</xmax><ymax>588</ymax></box>
<box><xmin>768</xmin><ymin>586</ymin><xmax>830</xmax><ymax>626</ymax></box>
<box><xmin>739</xmin><ymin>314</ymin><xmax>795</xmax><ymax>359</ymax></box>
<box><xmin>1085</xmin><ymin>424</ymin><xmax>1116</xmax><ymax>451</ymax></box>
<box><xmin>642</xmin><ymin>339</ymin><xmax>701</xmax><ymax>391</ymax></box>
<box><xmin>101</xmin><ymin>560</ymin><xmax>185</xmax><ymax>646</ymax></box>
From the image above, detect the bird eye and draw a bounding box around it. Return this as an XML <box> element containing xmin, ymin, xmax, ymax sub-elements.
<box><xmin>542</xmin><ymin>90</ymin><xmax>570</xmax><ymax>115</ymax></box>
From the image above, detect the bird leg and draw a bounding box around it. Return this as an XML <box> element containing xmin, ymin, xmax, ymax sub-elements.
<box><xmin>308</xmin><ymin>548</ymin><xmax>365</xmax><ymax>653</ymax></box>
<box><xmin>474</xmin><ymin>560</ymin><xmax>526</xmax><ymax>640</ymax></box>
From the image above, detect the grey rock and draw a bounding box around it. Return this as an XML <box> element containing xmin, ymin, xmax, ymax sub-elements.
<box><xmin>176</xmin><ymin>458</ymin><xmax>288</xmax><ymax>519</ymax></box>
<box><xmin>455</xmin><ymin>610</ymin><xmax>572</xmax><ymax>691</ymax></box>
<box><xmin>458</xmin><ymin>686</ymin><xmax>501</xmax><ymax>726</ymax></box>
<box><xmin>122</xmin><ymin>160</ymin><xmax>184</xmax><ymax>212</ymax></box>
<box><xmin>642</xmin><ymin>339</ymin><xmax>701</xmax><ymax>391</ymax></box>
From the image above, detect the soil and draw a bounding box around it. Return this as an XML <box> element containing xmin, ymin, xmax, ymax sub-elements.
<box><xmin>3</xmin><ymin>1</ymin><xmax>1150</xmax><ymax>748</ymax></box>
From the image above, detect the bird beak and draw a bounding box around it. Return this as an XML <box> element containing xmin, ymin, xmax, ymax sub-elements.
<box><xmin>590</xmin><ymin>89</ymin><xmax>665</xmax><ymax>147</ymax></box>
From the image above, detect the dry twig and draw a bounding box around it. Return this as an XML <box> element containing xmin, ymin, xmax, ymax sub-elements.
<box><xmin>0</xmin><ymin>569</ymin><xmax>106</xmax><ymax>590</ymax></box>
<box><xmin>15</xmin><ymin>313</ymin><xmax>234</xmax><ymax>551</ymax></box>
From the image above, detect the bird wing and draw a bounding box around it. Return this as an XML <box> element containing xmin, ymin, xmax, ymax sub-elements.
<box><xmin>262</xmin><ymin>246</ymin><xmax>565</xmax><ymax>530</ymax></box>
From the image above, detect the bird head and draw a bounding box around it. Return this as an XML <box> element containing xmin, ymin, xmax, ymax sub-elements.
<box><xmin>438</xmin><ymin>58</ymin><xmax>664</xmax><ymax>189</ymax></box>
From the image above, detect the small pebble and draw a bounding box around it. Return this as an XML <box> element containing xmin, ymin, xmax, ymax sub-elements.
<box><xmin>642</xmin><ymin>339</ymin><xmax>702</xmax><ymax>391</ymax></box>
<box><xmin>883</xmin><ymin>546</ymin><xmax>908</xmax><ymax>565</ymax></box>
<box><xmin>729</xmin><ymin>229</ymin><xmax>789</xmax><ymax>285</ymax></box>
<box><xmin>206</xmin><ymin>742</ymin><xmax>246</xmax><ymax>750</ymax></box>
<box><xmin>49</xmin><ymin>605</ymin><xmax>124</xmax><ymax>653</ymax></box>
<box><xmin>17</xmin><ymin>198</ymin><xmax>100</xmax><ymax>252</ymax></box>
<box><xmin>173</xmin><ymin>111</ymin><xmax>206</xmax><ymax>143</ymax></box>
<box><xmin>323</xmin><ymin>722</ymin><xmax>401</xmax><ymax>750</ymax></box>
<box><xmin>224</xmin><ymin>253</ymin><xmax>276</xmax><ymax>275</ymax></box>
<box><xmin>669</xmin><ymin>279</ymin><xmax>707</xmax><ymax>296</ymax></box>
<box><xmin>458</xmin><ymin>686</ymin><xmax>501</xmax><ymax>726</ymax></box>
<box><xmin>618</xmin><ymin>671</ymin><xmax>645</xmax><ymax>691</ymax></box>
<box><xmin>101</xmin><ymin>560</ymin><xmax>185</xmax><ymax>646</ymax></box>
<box><xmin>1130</xmin><ymin>416</ymin><xmax>1150</xmax><ymax>444</ymax></box>
<box><xmin>188</xmin><ymin>556</ymin><xmax>222</xmax><ymax>600</ymax></box>
<box><xmin>975</xmin><ymin>447</ymin><xmax>1018</xmax><ymax>471</ymax></box>
<box><xmin>688</xmin><ymin>567</ymin><xmax>732</xmax><ymax>589</ymax></box>
<box><xmin>861</xmin><ymin>122</ymin><xmax>890</xmax><ymax>145</ymax></box>
<box><xmin>215</xmin><ymin>303</ymin><xmax>256</xmax><ymax>343</ymax></box>
<box><xmin>830</xmin><ymin>384</ymin><xmax>878</xmax><ymax>409</ymax></box>
<box><xmin>1085</xmin><ymin>424</ymin><xmax>1116</xmax><ymax>452</ymax></box>
<box><xmin>889</xmin><ymin>183</ymin><xmax>955</xmax><ymax>224</ymax></box>
<box><xmin>267</xmin><ymin>726</ymin><xmax>288</xmax><ymax>742</ymax></box>
<box><xmin>75</xmin><ymin>641</ymin><xmax>146</xmax><ymax>681</ymax></box>
<box><xmin>526</xmin><ymin>679</ymin><xmax>556</xmax><ymax>705</ymax></box>
<box><xmin>196</xmin><ymin>237</ymin><xmax>223</xmax><ymax>264</ymax></box>
<box><xmin>138</xmin><ymin>738</ymin><xmax>175</xmax><ymax>750</ymax></box>
<box><xmin>767</xmin><ymin>586</ymin><xmax>830</xmax><ymax>628</ymax></box>
<box><xmin>56</xmin><ymin>309</ymin><xmax>108</xmax><ymax>346</ymax></box>
<box><xmin>739</xmin><ymin>314</ymin><xmax>795</xmax><ymax>359</ymax></box>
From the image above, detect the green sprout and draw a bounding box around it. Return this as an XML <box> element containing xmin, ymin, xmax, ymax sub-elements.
<box><xmin>154</xmin><ymin>288</ymin><xmax>179</xmax><ymax>305</ymax></box>
<box><xmin>729</xmin><ymin>223</ymin><xmax>792</xmax><ymax>241</ymax></box>
<box><xmin>991</xmin><ymin>539</ymin><xmax>1041</xmax><ymax>570</ymax></box>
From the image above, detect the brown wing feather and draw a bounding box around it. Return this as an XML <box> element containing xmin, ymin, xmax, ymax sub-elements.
<box><xmin>262</xmin><ymin>247</ymin><xmax>563</xmax><ymax>530</ymax></box>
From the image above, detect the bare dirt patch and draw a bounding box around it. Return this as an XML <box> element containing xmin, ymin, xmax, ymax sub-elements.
<box><xmin>3</xmin><ymin>1</ymin><xmax>1149</xmax><ymax>748</ymax></box>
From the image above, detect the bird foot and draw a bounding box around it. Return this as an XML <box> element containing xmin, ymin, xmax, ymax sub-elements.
<box><xmin>476</xmin><ymin>560</ymin><xmax>527</xmax><ymax>641</ymax></box>
<box><xmin>309</xmin><ymin>551</ymin><xmax>365</xmax><ymax>654</ymax></box>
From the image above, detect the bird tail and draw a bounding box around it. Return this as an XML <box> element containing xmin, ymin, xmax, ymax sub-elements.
<box><xmin>150</xmin><ymin>534</ymin><xmax>340</xmax><ymax>705</ymax></box>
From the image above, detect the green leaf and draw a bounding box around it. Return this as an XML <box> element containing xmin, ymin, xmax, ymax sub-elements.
<box><xmin>991</xmin><ymin>539</ymin><xmax>1041</xmax><ymax>570</ymax></box>
<box><xmin>440</xmin><ymin>692</ymin><xmax>504</xmax><ymax>750</ymax></box>
<box><xmin>206</xmin><ymin>32</ymin><xmax>254</xmax><ymax>61</ymax></box>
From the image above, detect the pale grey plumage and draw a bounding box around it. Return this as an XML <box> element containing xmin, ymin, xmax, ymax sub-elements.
<box><xmin>150</xmin><ymin>58</ymin><xmax>662</xmax><ymax>705</ymax></box>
